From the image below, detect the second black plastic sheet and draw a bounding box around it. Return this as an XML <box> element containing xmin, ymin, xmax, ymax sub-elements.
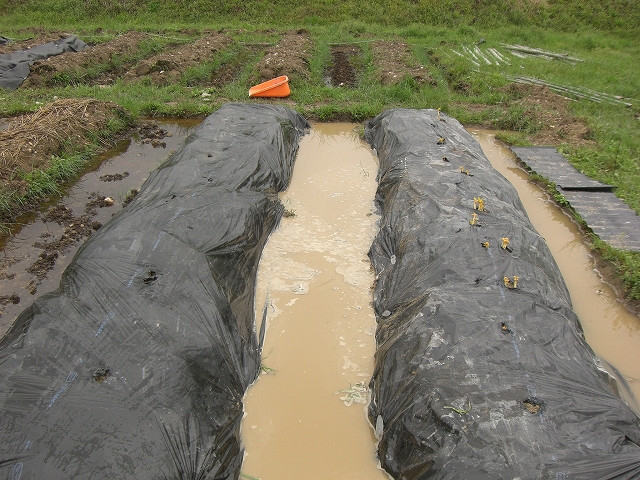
<box><xmin>365</xmin><ymin>109</ymin><xmax>640</xmax><ymax>479</ymax></box>
<box><xmin>0</xmin><ymin>36</ymin><xmax>87</xmax><ymax>89</ymax></box>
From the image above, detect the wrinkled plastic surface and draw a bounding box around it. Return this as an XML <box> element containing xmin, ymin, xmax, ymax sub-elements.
<box><xmin>0</xmin><ymin>35</ymin><xmax>87</xmax><ymax>89</ymax></box>
<box><xmin>0</xmin><ymin>104</ymin><xmax>309</xmax><ymax>479</ymax></box>
<box><xmin>365</xmin><ymin>109</ymin><xmax>640</xmax><ymax>479</ymax></box>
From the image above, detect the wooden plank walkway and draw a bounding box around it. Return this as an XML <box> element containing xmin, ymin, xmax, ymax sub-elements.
<box><xmin>511</xmin><ymin>146</ymin><xmax>613</xmax><ymax>191</ymax></box>
<box><xmin>510</xmin><ymin>147</ymin><xmax>640</xmax><ymax>251</ymax></box>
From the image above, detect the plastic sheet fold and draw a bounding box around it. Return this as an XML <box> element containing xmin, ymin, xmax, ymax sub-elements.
<box><xmin>0</xmin><ymin>104</ymin><xmax>309</xmax><ymax>479</ymax></box>
<box><xmin>365</xmin><ymin>109</ymin><xmax>640</xmax><ymax>479</ymax></box>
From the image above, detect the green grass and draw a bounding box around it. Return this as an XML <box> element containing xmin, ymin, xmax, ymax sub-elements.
<box><xmin>0</xmin><ymin>112</ymin><xmax>131</xmax><ymax>232</ymax></box>
<box><xmin>2</xmin><ymin>0</ymin><xmax>639</xmax><ymax>35</ymax></box>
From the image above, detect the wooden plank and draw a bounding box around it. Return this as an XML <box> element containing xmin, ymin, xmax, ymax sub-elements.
<box><xmin>561</xmin><ymin>191</ymin><xmax>640</xmax><ymax>251</ymax></box>
<box><xmin>511</xmin><ymin>146</ymin><xmax>613</xmax><ymax>191</ymax></box>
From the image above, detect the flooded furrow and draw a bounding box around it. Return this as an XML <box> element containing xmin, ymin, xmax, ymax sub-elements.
<box><xmin>0</xmin><ymin>119</ymin><xmax>199</xmax><ymax>335</ymax></box>
<box><xmin>241</xmin><ymin>124</ymin><xmax>389</xmax><ymax>479</ymax></box>
<box><xmin>473</xmin><ymin>131</ymin><xmax>640</xmax><ymax>413</ymax></box>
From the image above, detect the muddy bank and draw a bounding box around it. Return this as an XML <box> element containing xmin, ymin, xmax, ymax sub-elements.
<box><xmin>0</xmin><ymin>118</ymin><xmax>199</xmax><ymax>335</ymax></box>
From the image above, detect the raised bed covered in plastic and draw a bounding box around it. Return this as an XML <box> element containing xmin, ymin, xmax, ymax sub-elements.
<box><xmin>0</xmin><ymin>104</ymin><xmax>309</xmax><ymax>479</ymax></box>
<box><xmin>365</xmin><ymin>109</ymin><xmax>640</xmax><ymax>479</ymax></box>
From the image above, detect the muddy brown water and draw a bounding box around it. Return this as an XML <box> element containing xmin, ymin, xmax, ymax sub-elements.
<box><xmin>241</xmin><ymin>124</ymin><xmax>389</xmax><ymax>480</ymax></box>
<box><xmin>0</xmin><ymin>119</ymin><xmax>199</xmax><ymax>335</ymax></box>
<box><xmin>472</xmin><ymin>131</ymin><xmax>640</xmax><ymax>413</ymax></box>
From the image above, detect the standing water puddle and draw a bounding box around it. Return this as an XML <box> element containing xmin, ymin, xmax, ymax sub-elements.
<box><xmin>241</xmin><ymin>124</ymin><xmax>389</xmax><ymax>479</ymax></box>
<box><xmin>0</xmin><ymin>119</ymin><xmax>200</xmax><ymax>336</ymax></box>
<box><xmin>473</xmin><ymin>131</ymin><xmax>640</xmax><ymax>413</ymax></box>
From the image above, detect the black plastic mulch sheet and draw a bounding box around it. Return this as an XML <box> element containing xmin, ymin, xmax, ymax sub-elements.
<box><xmin>365</xmin><ymin>109</ymin><xmax>640</xmax><ymax>479</ymax></box>
<box><xmin>0</xmin><ymin>35</ymin><xmax>87</xmax><ymax>90</ymax></box>
<box><xmin>0</xmin><ymin>104</ymin><xmax>309</xmax><ymax>479</ymax></box>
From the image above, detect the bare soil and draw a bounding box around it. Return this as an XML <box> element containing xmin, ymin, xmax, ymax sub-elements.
<box><xmin>372</xmin><ymin>41</ymin><xmax>435</xmax><ymax>86</ymax></box>
<box><xmin>123</xmin><ymin>33</ymin><xmax>231</xmax><ymax>85</ymax></box>
<box><xmin>255</xmin><ymin>30</ymin><xmax>312</xmax><ymax>82</ymax></box>
<box><xmin>507</xmin><ymin>84</ymin><xmax>594</xmax><ymax>146</ymax></box>
<box><xmin>327</xmin><ymin>45</ymin><xmax>360</xmax><ymax>87</ymax></box>
<box><xmin>21</xmin><ymin>32</ymin><xmax>151</xmax><ymax>86</ymax></box>
<box><xmin>136</xmin><ymin>121</ymin><xmax>171</xmax><ymax>148</ymax></box>
<box><xmin>100</xmin><ymin>172</ymin><xmax>129</xmax><ymax>182</ymax></box>
<box><xmin>27</xmin><ymin>200</ymin><xmax>104</xmax><ymax>294</ymax></box>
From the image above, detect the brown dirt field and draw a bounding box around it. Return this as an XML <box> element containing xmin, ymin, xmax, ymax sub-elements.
<box><xmin>0</xmin><ymin>99</ymin><xmax>124</xmax><ymax>195</ymax></box>
<box><xmin>508</xmin><ymin>84</ymin><xmax>594</xmax><ymax>146</ymax></box>
<box><xmin>372</xmin><ymin>41</ymin><xmax>435</xmax><ymax>86</ymax></box>
<box><xmin>255</xmin><ymin>30</ymin><xmax>312</xmax><ymax>82</ymax></box>
<box><xmin>21</xmin><ymin>32</ymin><xmax>151</xmax><ymax>87</ymax></box>
<box><xmin>328</xmin><ymin>45</ymin><xmax>360</xmax><ymax>87</ymax></box>
<box><xmin>123</xmin><ymin>33</ymin><xmax>231</xmax><ymax>85</ymax></box>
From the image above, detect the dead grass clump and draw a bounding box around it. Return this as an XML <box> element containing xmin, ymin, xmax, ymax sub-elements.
<box><xmin>0</xmin><ymin>98</ymin><xmax>121</xmax><ymax>182</ymax></box>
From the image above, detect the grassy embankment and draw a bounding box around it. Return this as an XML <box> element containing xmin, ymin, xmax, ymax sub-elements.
<box><xmin>0</xmin><ymin>0</ymin><xmax>639</xmax><ymax>299</ymax></box>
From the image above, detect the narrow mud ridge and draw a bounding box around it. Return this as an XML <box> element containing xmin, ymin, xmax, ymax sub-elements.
<box><xmin>255</xmin><ymin>29</ymin><xmax>312</xmax><ymax>82</ymax></box>
<box><xmin>327</xmin><ymin>45</ymin><xmax>360</xmax><ymax>87</ymax></box>
<box><xmin>474</xmin><ymin>131</ymin><xmax>640</xmax><ymax>413</ymax></box>
<box><xmin>0</xmin><ymin>119</ymin><xmax>199</xmax><ymax>334</ymax></box>
<box><xmin>241</xmin><ymin>124</ymin><xmax>389</xmax><ymax>480</ymax></box>
<box><xmin>21</xmin><ymin>32</ymin><xmax>151</xmax><ymax>87</ymax></box>
<box><xmin>124</xmin><ymin>33</ymin><xmax>232</xmax><ymax>85</ymax></box>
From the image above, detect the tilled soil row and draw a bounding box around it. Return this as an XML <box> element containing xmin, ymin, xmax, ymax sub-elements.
<box><xmin>328</xmin><ymin>45</ymin><xmax>360</xmax><ymax>87</ymax></box>
<box><xmin>372</xmin><ymin>40</ymin><xmax>436</xmax><ymax>86</ymax></box>
<box><xmin>22</xmin><ymin>32</ymin><xmax>152</xmax><ymax>86</ymax></box>
<box><xmin>255</xmin><ymin>29</ymin><xmax>312</xmax><ymax>82</ymax></box>
<box><xmin>8</xmin><ymin>30</ymin><xmax>445</xmax><ymax>91</ymax></box>
<box><xmin>123</xmin><ymin>33</ymin><xmax>232</xmax><ymax>85</ymax></box>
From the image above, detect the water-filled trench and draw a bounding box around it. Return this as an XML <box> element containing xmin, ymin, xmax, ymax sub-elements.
<box><xmin>472</xmin><ymin>131</ymin><xmax>640</xmax><ymax>412</ymax></box>
<box><xmin>0</xmin><ymin>119</ymin><xmax>638</xmax><ymax>477</ymax></box>
<box><xmin>240</xmin><ymin>123</ymin><xmax>389</xmax><ymax>479</ymax></box>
